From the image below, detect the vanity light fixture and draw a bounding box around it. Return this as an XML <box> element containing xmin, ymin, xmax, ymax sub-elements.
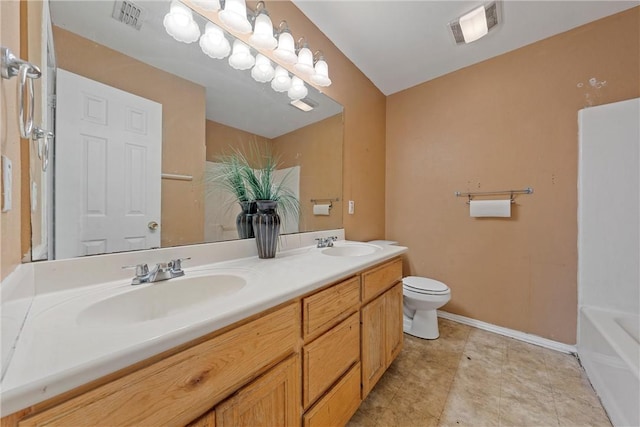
<box><xmin>310</xmin><ymin>51</ymin><xmax>331</xmax><ymax>87</ymax></box>
<box><xmin>273</xmin><ymin>21</ymin><xmax>298</xmax><ymax>64</ymax></box>
<box><xmin>294</xmin><ymin>37</ymin><xmax>314</xmax><ymax>76</ymax></box>
<box><xmin>271</xmin><ymin>65</ymin><xmax>292</xmax><ymax>92</ymax></box>
<box><xmin>200</xmin><ymin>22</ymin><xmax>231</xmax><ymax>59</ymax></box>
<box><xmin>219</xmin><ymin>0</ymin><xmax>252</xmax><ymax>34</ymax></box>
<box><xmin>449</xmin><ymin>2</ymin><xmax>499</xmax><ymax>44</ymax></box>
<box><xmin>163</xmin><ymin>0</ymin><xmax>200</xmax><ymax>43</ymax></box>
<box><xmin>228</xmin><ymin>39</ymin><xmax>255</xmax><ymax>70</ymax></box>
<box><xmin>287</xmin><ymin>76</ymin><xmax>308</xmax><ymax>100</ymax></box>
<box><xmin>251</xmin><ymin>54</ymin><xmax>275</xmax><ymax>82</ymax></box>
<box><xmin>249</xmin><ymin>2</ymin><xmax>277</xmax><ymax>50</ymax></box>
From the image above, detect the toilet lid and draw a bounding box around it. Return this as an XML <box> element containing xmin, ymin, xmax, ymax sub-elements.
<box><xmin>403</xmin><ymin>276</ymin><xmax>449</xmax><ymax>294</ymax></box>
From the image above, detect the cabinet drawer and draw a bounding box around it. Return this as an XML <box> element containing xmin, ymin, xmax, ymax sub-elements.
<box><xmin>303</xmin><ymin>362</ymin><xmax>361</xmax><ymax>427</ymax></box>
<box><xmin>361</xmin><ymin>258</ymin><xmax>402</xmax><ymax>303</ymax></box>
<box><xmin>19</xmin><ymin>304</ymin><xmax>300</xmax><ymax>427</ymax></box>
<box><xmin>303</xmin><ymin>312</ymin><xmax>359</xmax><ymax>408</ymax></box>
<box><xmin>302</xmin><ymin>276</ymin><xmax>360</xmax><ymax>340</ymax></box>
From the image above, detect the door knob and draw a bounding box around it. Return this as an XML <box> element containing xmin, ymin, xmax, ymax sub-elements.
<box><xmin>148</xmin><ymin>221</ymin><xmax>159</xmax><ymax>230</ymax></box>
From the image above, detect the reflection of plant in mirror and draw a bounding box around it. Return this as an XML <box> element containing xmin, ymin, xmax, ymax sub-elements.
<box><xmin>216</xmin><ymin>145</ymin><xmax>300</xmax><ymax>222</ymax></box>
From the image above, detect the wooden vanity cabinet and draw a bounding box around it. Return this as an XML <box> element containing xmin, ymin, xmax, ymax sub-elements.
<box><xmin>3</xmin><ymin>257</ymin><xmax>404</xmax><ymax>427</ymax></box>
<box><xmin>361</xmin><ymin>259</ymin><xmax>404</xmax><ymax>398</ymax></box>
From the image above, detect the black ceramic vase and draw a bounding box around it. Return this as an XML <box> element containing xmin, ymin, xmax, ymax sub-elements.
<box><xmin>253</xmin><ymin>200</ymin><xmax>280</xmax><ymax>259</ymax></box>
<box><xmin>236</xmin><ymin>201</ymin><xmax>257</xmax><ymax>239</ymax></box>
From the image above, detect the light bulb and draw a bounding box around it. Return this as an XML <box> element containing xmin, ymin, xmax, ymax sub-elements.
<box><xmin>200</xmin><ymin>22</ymin><xmax>230</xmax><ymax>59</ymax></box>
<box><xmin>271</xmin><ymin>66</ymin><xmax>292</xmax><ymax>92</ymax></box>
<box><xmin>294</xmin><ymin>45</ymin><xmax>314</xmax><ymax>76</ymax></box>
<box><xmin>310</xmin><ymin>58</ymin><xmax>331</xmax><ymax>87</ymax></box>
<box><xmin>250</xmin><ymin>11</ymin><xmax>277</xmax><ymax>50</ymax></box>
<box><xmin>273</xmin><ymin>31</ymin><xmax>297</xmax><ymax>64</ymax></box>
<box><xmin>251</xmin><ymin>54</ymin><xmax>275</xmax><ymax>83</ymax></box>
<box><xmin>228</xmin><ymin>39</ymin><xmax>255</xmax><ymax>70</ymax></box>
<box><xmin>163</xmin><ymin>0</ymin><xmax>200</xmax><ymax>43</ymax></box>
<box><xmin>219</xmin><ymin>0</ymin><xmax>252</xmax><ymax>34</ymax></box>
<box><xmin>288</xmin><ymin>76</ymin><xmax>307</xmax><ymax>100</ymax></box>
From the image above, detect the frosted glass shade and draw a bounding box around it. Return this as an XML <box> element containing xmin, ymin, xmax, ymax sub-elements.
<box><xmin>228</xmin><ymin>40</ymin><xmax>255</xmax><ymax>70</ymax></box>
<box><xmin>459</xmin><ymin>5</ymin><xmax>488</xmax><ymax>43</ymax></box>
<box><xmin>271</xmin><ymin>66</ymin><xmax>292</xmax><ymax>92</ymax></box>
<box><xmin>219</xmin><ymin>0</ymin><xmax>252</xmax><ymax>34</ymax></box>
<box><xmin>251</xmin><ymin>54</ymin><xmax>275</xmax><ymax>83</ymax></box>
<box><xmin>288</xmin><ymin>76</ymin><xmax>307</xmax><ymax>100</ymax></box>
<box><xmin>249</xmin><ymin>12</ymin><xmax>277</xmax><ymax>50</ymax></box>
<box><xmin>310</xmin><ymin>59</ymin><xmax>332</xmax><ymax>87</ymax></box>
<box><xmin>294</xmin><ymin>46</ymin><xmax>314</xmax><ymax>76</ymax></box>
<box><xmin>163</xmin><ymin>0</ymin><xmax>200</xmax><ymax>43</ymax></box>
<box><xmin>199</xmin><ymin>22</ymin><xmax>230</xmax><ymax>59</ymax></box>
<box><xmin>273</xmin><ymin>31</ymin><xmax>297</xmax><ymax>64</ymax></box>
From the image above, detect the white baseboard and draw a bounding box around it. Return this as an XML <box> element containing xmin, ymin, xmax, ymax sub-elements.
<box><xmin>437</xmin><ymin>310</ymin><xmax>577</xmax><ymax>355</ymax></box>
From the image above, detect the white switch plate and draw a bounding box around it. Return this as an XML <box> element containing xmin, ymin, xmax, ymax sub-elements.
<box><xmin>2</xmin><ymin>155</ymin><xmax>12</xmax><ymax>212</ymax></box>
<box><xmin>348</xmin><ymin>200</ymin><xmax>354</xmax><ymax>215</ymax></box>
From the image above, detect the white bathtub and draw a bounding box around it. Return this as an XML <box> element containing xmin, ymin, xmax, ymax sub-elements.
<box><xmin>578</xmin><ymin>307</ymin><xmax>639</xmax><ymax>427</ymax></box>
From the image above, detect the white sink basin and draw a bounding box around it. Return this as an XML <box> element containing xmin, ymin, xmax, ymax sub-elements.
<box><xmin>77</xmin><ymin>273</ymin><xmax>246</xmax><ymax>326</ymax></box>
<box><xmin>322</xmin><ymin>243</ymin><xmax>381</xmax><ymax>257</ymax></box>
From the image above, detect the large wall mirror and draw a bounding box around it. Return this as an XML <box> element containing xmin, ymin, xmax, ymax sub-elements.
<box><xmin>27</xmin><ymin>0</ymin><xmax>343</xmax><ymax>261</ymax></box>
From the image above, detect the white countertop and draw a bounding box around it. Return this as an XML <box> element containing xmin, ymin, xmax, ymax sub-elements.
<box><xmin>0</xmin><ymin>240</ymin><xmax>407</xmax><ymax>415</ymax></box>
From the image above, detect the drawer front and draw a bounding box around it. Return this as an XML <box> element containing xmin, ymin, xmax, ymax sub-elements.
<box><xmin>302</xmin><ymin>276</ymin><xmax>360</xmax><ymax>340</ymax></box>
<box><xmin>303</xmin><ymin>312</ymin><xmax>360</xmax><ymax>408</ymax></box>
<box><xmin>19</xmin><ymin>304</ymin><xmax>300</xmax><ymax>427</ymax></box>
<box><xmin>362</xmin><ymin>258</ymin><xmax>402</xmax><ymax>303</ymax></box>
<box><xmin>303</xmin><ymin>363</ymin><xmax>361</xmax><ymax>427</ymax></box>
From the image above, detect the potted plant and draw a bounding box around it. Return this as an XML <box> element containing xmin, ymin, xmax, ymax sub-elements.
<box><xmin>239</xmin><ymin>148</ymin><xmax>300</xmax><ymax>259</ymax></box>
<box><xmin>213</xmin><ymin>146</ymin><xmax>300</xmax><ymax>257</ymax></box>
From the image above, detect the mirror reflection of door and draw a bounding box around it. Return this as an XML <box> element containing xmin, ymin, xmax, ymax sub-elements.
<box><xmin>55</xmin><ymin>69</ymin><xmax>162</xmax><ymax>259</ymax></box>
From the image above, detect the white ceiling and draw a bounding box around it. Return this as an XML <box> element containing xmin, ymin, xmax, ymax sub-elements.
<box><xmin>292</xmin><ymin>0</ymin><xmax>638</xmax><ymax>95</ymax></box>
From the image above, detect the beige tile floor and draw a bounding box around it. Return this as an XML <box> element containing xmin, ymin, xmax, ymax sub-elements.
<box><xmin>348</xmin><ymin>318</ymin><xmax>612</xmax><ymax>427</ymax></box>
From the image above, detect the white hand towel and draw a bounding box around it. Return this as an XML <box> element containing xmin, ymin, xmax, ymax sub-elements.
<box><xmin>469</xmin><ymin>200</ymin><xmax>511</xmax><ymax>217</ymax></box>
<box><xmin>313</xmin><ymin>204</ymin><xmax>331</xmax><ymax>216</ymax></box>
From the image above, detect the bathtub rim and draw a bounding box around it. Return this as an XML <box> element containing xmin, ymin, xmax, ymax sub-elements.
<box><xmin>579</xmin><ymin>305</ymin><xmax>639</xmax><ymax>381</ymax></box>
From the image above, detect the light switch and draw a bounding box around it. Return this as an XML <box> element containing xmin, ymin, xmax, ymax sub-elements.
<box><xmin>348</xmin><ymin>200</ymin><xmax>354</xmax><ymax>215</ymax></box>
<box><xmin>1</xmin><ymin>155</ymin><xmax>12</xmax><ymax>212</ymax></box>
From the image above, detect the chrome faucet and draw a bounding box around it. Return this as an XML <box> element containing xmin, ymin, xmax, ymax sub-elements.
<box><xmin>124</xmin><ymin>258</ymin><xmax>190</xmax><ymax>285</ymax></box>
<box><xmin>316</xmin><ymin>236</ymin><xmax>338</xmax><ymax>248</ymax></box>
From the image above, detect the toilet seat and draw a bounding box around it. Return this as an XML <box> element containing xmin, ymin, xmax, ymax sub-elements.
<box><xmin>402</xmin><ymin>276</ymin><xmax>450</xmax><ymax>295</ymax></box>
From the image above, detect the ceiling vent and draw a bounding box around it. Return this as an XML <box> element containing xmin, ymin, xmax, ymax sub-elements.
<box><xmin>449</xmin><ymin>2</ymin><xmax>499</xmax><ymax>44</ymax></box>
<box><xmin>112</xmin><ymin>0</ymin><xmax>146</xmax><ymax>31</ymax></box>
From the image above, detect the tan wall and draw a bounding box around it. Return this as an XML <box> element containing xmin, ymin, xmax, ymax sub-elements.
<box><xmin>205</xmin><ymin>120</ymin><xmax>272</xmax><ymax>164</ymax></box>
<box><xmin>52</xmin><ymin>27</ymin><xmax>206</xmax><ymax>248</ymax></box>
<box><xmin>386</xmin><ymin>8</ymin><xmax>640</xmax><ymax>344</ymax></box>
<box><xmin>260</xmin><ymin>2</ymin><xmax>387</xmax><ymax>241</ymax></box>
<box><xmin>273</xmin><ymin>114</ymin><xmax>343</xmax><ymax>233</ymax></box>
<box><xmin>0</xmin><ymin>0</ymin><xmax>23</xmax><ymax>280</ymax></box>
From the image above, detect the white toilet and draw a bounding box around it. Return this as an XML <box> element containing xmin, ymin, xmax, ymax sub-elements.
<box><xmin>402</xmin><ymin>276</ymin><xmax>451</xmax><ymax>339</ymax></box>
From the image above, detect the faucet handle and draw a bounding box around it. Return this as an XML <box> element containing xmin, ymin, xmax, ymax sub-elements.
<box><xmin>122</xmin><ymin>264</ymin><xmax>150</xmax><ymax>284</ymax></box>
<box><xmin>122</xmin><ymin>263</ymin><xmax>149</xmax><ymax>277</ymax></box>
<box><xmin>169</xmin><ymin>257</ymin><xmax>191</xmax><ymax>272</ymax></box>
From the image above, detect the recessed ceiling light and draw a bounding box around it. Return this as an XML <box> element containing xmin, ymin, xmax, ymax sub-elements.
<box><xmin>449</xmin><ymin>2</ymin><xmax>500</xmax><ymax>45</ymax></box>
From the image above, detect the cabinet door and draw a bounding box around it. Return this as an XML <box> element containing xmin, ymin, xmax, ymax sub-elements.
<box><xmin>361</xmin><ymin>295</ymin><xmax>386</xmax><ymax>398</ymax></box>
<box><xmin>385</xmin><ymin>283</ymin><xmax>404</xmax><ymax>365</ymax></box>
<box><xmin>216</xmin><ymin>354</ymin><xmax>301</xmax><ymax>427</ymax></box>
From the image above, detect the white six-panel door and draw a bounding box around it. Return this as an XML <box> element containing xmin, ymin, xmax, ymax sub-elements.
<box><xmin>55</xmin><ymin>69</ymin><xmax>162</xmax><ymax>259</ymax></box>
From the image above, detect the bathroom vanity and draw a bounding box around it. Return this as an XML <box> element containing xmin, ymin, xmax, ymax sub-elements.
<box><xmin>1</xmin><ymin>239</ymin><xmax>406</xmax><ymax>426</ymax></box>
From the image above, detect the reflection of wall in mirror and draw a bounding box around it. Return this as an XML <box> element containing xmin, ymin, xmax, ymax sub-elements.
<box><xmin>52</xmin><ymin>26</ymin><xmax>206</xmax><ymax>248</ymax></box>
<box><xmin>274</xmin><ymin>114</ymin><xmax>343</xmax><ymax>233</ymax></box>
